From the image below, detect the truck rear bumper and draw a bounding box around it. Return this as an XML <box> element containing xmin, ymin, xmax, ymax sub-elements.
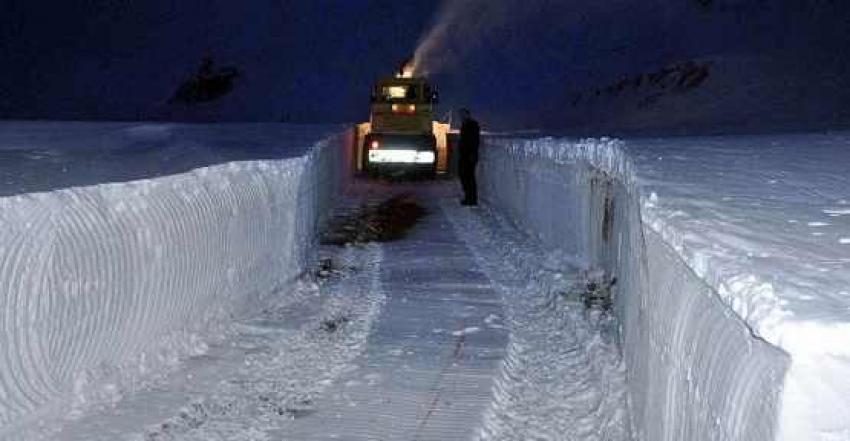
<box><xmin>366</xmin><ymin>162</ymin><xmax>436</xmax><ymax>178</ymax></box>
<box><xmin>368</xmin><ymin>149</ymin><xmax>435</xmax><ymax>165</ymax></box>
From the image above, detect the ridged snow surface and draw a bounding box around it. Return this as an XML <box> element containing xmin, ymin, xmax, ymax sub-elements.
<box><xmin>481</xmin><ymin>133</ymin><xmax>850</xmax><ymax>441</ymax></box>
<box><xmin>0</xmin><ymin>124</ymin><xmax>347</xmax><ymax>437</ymax></box>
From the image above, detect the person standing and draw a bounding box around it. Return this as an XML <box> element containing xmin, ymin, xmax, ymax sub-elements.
<box><xmin>457</xmin><ymin>108</ymin><xmax>480</xmax><ymax>206</ymax></box>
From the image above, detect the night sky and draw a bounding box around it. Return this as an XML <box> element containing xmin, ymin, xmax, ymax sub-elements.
<box><xmin>2</xmin><ymin>1</ymin><xmax>849</xmax><ymax>133</ymax></box>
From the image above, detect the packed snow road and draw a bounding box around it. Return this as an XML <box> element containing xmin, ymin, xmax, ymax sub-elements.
<box><xmin>43</xmin><ymin>180</ymin><xmax>630</xmax><ymax>441</ymax></box>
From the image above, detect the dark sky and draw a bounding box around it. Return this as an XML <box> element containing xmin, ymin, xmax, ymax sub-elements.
<box><xmin>0</xmin><ymin>1</ymin><xmax>435</xmax><ymax>123</ymax></box>
<box><xmin>2</xmin><ymin>1</ymin><xmax>849</xmax><ymax>133</ymax></box>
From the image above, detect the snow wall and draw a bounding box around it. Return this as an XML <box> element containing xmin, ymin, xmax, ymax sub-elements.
<box><xmin>480</xmin><ymin>137</ymin><xmax>790</xmax><ymax>441</ymax></box>
<box><xmin>0</xmin><ymin>131</ymin><xmax>353</xmax><ymax>435</ymax></box>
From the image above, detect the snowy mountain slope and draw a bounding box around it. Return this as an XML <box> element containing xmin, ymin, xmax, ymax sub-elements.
<box><xmin>0</xmin><ymin>1</ymin><xmax>432</xmax><ymax>123</ymax></box>
<box><xmin>555</xmin><ymin>54</ymin><xmax>850</xmax><ymax>135</ymax></box>
<box><xmin>3</xmin><ymin>1</ymin><xmax>849</xmax><ymax>134</ymax></box>
<box><xmin>416</xmin><ymin>0</ymin><xmax>850</xmax><ymax>133</ymax></box>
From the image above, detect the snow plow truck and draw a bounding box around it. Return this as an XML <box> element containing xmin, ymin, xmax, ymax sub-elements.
<box><xmin>357</xmin><ymin>64</ymin><xmax>451</xmax><ymax>178</ymax></box>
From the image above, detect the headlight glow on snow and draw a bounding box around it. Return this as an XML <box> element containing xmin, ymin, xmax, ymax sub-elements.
<box><xmin>368</xmin><ymin>150</ymin><xmax>435</xmax><ymax>164</ymax></box>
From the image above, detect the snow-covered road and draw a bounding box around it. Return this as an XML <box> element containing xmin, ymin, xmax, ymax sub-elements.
<box><xmin>39</xmin><ymin>181</ymin><xmax>629</xmax><ymax>440</ymax></box>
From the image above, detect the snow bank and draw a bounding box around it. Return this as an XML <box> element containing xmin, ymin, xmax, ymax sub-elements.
<box><xmin>479</xmin><ymin>134</ymin><xmax>850</xmax><ymax>440</ymax></box>
<box><xmin>0</xmin><ymin>127</ymin><xmax>352</xmax><ymax>436</ymax></box>
<box><xmin>0</xmin><ymin>121</ymin><xmax>344</xmax><ymax>196</ymax></box>
<box><xmin>629</xmin><ymin>134</ymin><xmax>850</xmax><ymax>441</ymax></box>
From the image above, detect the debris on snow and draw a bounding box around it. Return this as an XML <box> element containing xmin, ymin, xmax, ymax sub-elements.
<box><xmin>557</xmin><ymin>269</ymin><xmax>617</xmax><ymax>311</ymax></box>
<box><xmin>319</xmin><ymin>314</ymin><xmax>351</xmax><ymax>333</ymax></box>
<box><xmin>321</xmin><ymin>194</ymin><xmax>426</xmax><ymax>245</ymax></box>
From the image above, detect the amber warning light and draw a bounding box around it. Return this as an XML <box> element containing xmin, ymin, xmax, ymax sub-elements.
<box><xmin>396</xmin><ymin>60</ymin><xmax>415</xmax><ymax>79</ymax></box>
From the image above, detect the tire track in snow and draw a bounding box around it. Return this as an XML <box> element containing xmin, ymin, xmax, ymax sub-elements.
<box><xmin>442</xmin><ymin>202</ymin><xmax>631</xmax><ymax>441</ymax></box>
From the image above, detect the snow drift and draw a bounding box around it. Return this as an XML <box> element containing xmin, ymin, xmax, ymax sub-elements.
<box><xmin>0</xmin><ymin>127</ymin><xmax>351</xmax><ymax>436</ymax></box>
<box><xmin>479</xmin><ymin>135</ymin><xmax>850</xmax><ymax>440</ymax></box>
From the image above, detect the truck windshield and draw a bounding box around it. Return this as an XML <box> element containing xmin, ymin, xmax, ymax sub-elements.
<box><xmin>382</xmin><ymin>85</ymin><xmax>419</xmax><ymax>101</ymax></box>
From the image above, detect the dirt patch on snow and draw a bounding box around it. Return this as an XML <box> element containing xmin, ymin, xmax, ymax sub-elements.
<box><xmin>321</xmin><ymin>194</ymin><xmax>426</xmax><ymax>245</ymax></box>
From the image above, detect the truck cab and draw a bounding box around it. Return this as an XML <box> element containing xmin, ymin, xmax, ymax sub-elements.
<box><xmin>363</xmin><ymin>73</ymin><xmax>439</xmax><ymax>177</ymax></box>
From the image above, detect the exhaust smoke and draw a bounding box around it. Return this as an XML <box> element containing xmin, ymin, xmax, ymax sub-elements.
<box><xmin>411</xmin><ymin>1</ymin><xmax>522</xmax><ymax>77</ymax></box>
<box><xmin>409</xmin><ymin>1</ymin><xmax>691</xmax><ymax>77</ymax></box>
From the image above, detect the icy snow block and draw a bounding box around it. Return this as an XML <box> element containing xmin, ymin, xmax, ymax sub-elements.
<box><xmin>479</xmin><ymin>143</ymin><xmax>587</xmax><ymax>261</ymax></box>
<box><xmin>0</xmin><ymin>132</ymin><xmax>347</xmax><ymax>434</ymax></box>
<box><xmin>628</xmin><ymin>231</ymin><xmax>788</xmax><ymax>440</ymax></box>
<box><xmin>630</xmin><ymin>134</ymin><xmax>850</xmax><ymax>441</ymax></box>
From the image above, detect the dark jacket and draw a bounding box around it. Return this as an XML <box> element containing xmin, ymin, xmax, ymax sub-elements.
<box><xmin>459</xmin><ymin>118</ymin><xmax>480</xmax><ymax>162</ymax></box>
